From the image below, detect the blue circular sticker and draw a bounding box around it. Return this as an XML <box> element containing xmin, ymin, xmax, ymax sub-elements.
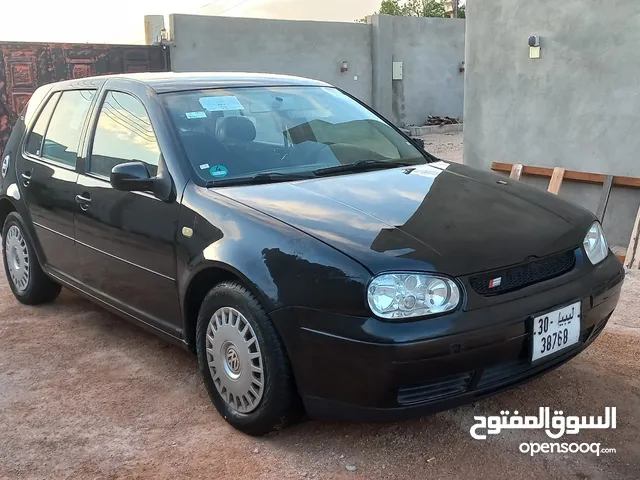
<box><xmin>209</xmin><ymin>165</ymin><xmax>228</xmax><ymax>178</ymax></box>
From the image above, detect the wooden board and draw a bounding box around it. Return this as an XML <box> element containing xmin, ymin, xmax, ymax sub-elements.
<box><xmin>491</xmin><ymin>162</ymin><xmax>640</xmax><ymax>189</ymax></box>
<box><xmin>509</xmin><ymin>164</ymin><xmax>523</xmax><ymax>180</ymax></box>
<box><xmin>547</xmin><ymin>167</ymin><xmax>566</xmax><ymax>194</ymax></box>
<box><xmin>596</xmin><ymin>175</ymin><xmax>614</xmax><ymax>222</ymax></box>
<box><xmin>624</xmin><ymin>206</ymin><xmax>640</xmax><ymax>269</ymax></box>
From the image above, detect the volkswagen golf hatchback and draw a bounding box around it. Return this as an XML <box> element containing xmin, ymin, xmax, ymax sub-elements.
<box><xmin>0</xmin><ymin>73</ymin><xmax>624</xmax><ymax>435</ymax></box>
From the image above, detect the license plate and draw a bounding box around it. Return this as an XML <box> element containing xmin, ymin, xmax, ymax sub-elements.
<box><xmin>531</xmin><ymin>301</ymin><xmax>581</xmax><ymax>362</ymax></box>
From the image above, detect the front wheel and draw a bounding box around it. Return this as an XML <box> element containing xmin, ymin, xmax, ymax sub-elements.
<box><xmin>2</xmin><ymin>212</ymin><xmax>61</xmax><ymax>305</ymax></box>
<box><xmin>196</xmin><ymin>281</ymin><xmax>302</xmax><ymax>435</ymax></box>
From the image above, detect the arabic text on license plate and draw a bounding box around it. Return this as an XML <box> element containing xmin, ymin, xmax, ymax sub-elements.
<box><xmin>532</xmin><ymin>301</ymin><xmax>581</xmax><ymax>362</ymax></box>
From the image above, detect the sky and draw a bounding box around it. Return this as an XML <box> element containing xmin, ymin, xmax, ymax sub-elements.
<box><xmin>1</xmin><ymin>0</ymin><xmax>381</xmax><ymax>45</ymax></box>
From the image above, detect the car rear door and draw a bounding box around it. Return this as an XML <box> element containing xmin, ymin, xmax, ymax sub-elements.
<box><xmin>74</xmin><ymin>87</ymin><xmax>181</xmax><ymax>336</ymax></box>
<box><xmin>17</xmin><ymin>88</ymin><xmax>96</xmax><ymax>277</ymax></box>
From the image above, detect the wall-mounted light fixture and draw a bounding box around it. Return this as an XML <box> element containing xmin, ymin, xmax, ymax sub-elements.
<box><xmin>529</xmin><ymin>35</ymin><xmax>541</xmax><ymax>59</ymax></box>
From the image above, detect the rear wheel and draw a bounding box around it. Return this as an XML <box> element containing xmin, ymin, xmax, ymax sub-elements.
<box><xmin>2</xmin><ymin>212</ymin><xmax>61</xmax><ymax>305</ymax></box>
<box><xmin>196</xmin><ymin>281</ymin><xmax>302</xmax><ymax>435</ymax></box>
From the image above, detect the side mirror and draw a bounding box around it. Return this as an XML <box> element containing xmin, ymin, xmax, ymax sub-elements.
<box><xmin>110</xmin><ymin>161</ymin><xmax>155</xmax><ymax>193</ymax></box>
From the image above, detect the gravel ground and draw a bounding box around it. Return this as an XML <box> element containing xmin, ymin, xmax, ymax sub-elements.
<box><xmin>0</xmin><ymin>272</ymin><xmax>638</xmax><ymax>479</ymax></box>
<box><xmin>421</xmin><ymin>132</ymin><xmax>463</xmax><ymax>163</ymax></box>
<box><xmin>1</xmin><ymin>135</ymin><xmax>639</xmax><ymax>479</ymax></box>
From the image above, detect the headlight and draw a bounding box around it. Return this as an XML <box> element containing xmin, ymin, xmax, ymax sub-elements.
<box><xmin>583</xmin><ymin>222</ymin><xmax>609</xmax><ymax>265</ymax></box>
<box><xmin>367</xmin><ymin>273</ymin><xmax>460</xmax><ymax>320</ymax></box>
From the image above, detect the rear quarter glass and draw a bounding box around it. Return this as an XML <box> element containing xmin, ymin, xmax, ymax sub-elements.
<box><xmin>23</xmin><ymin>85</ymin><xmax>54</xmax><ymax>128</ymax></box>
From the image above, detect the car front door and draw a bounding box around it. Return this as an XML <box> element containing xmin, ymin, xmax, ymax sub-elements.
<box><xmin>17</xmin><ymin>89</ymin><xmax>96</xmax><ymax>277</ymax></box>
<box><xmin>74</xmin><ymin>89</ymin><xmax>181</xmax><ymax>336</ymax></box>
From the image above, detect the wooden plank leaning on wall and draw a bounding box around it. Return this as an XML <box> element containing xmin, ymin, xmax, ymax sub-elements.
<box><xmin>491</xmin><ymin>162</ymin><xmax>640</xmax><ymax>267</ymax></box>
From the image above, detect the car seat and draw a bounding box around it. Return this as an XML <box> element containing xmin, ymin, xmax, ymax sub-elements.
<box><xmin>214</xmin><ymin>116</ymin><xmax>262</xmax><ymax>175</ymax></box>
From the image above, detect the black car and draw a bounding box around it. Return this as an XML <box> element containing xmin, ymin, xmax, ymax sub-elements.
<box><xmin>0</xmin><ymin>73</ymin><xmax>624</xmax><ymax>435</ymax></box>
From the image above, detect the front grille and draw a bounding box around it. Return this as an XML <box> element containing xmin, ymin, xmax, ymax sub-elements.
<box><xmin>478</xmin><ymin>334</ymin><xmax>587</xmax><ymax>389</ymax></box>
<box><xmin>397</xmin><ymin>372</ymin><xmax>473</xmax><ymax>406</ymax></box>
<box><xmin>469</xmin><ymin>249</ymin><xmax>576</xmax><ymax>296</ymax></box>
<box><xmin>476</xmin><ymin>359</ymin><xmax>532</xmax><ymax>388</ymax></box>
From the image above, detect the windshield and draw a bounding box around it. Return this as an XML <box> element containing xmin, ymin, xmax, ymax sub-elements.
<box><xmin>162</xmin><ymin>86</ymin><xmax>427</xmax><ymax>184</ymax></box>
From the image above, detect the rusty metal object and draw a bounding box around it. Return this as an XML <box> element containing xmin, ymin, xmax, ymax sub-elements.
<box><xmin>0</xmin><ymin>42</ymin><xmax>169</xmax><ymax>154</ymax></box>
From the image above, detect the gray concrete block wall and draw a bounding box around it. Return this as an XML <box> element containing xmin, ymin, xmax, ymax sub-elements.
<box><xmin>166</xmin><ymin>14</ymin><xmax>465</xmax><ymax>125</ymax></box>
<box><xmin>464</xmin><ymin>0</ymin><xmax>640</xmax><ymax>247</ymax></box>
<box><xmin>371</xmin><ymin>15</ymin><xmax>394</xmax><ymax>121</ymax></box>
<box><xmin>390</xmin><ymin>16</ymin><xmax>465</xmax><ymax>126</ymax></box>
<box><xmin>168</xmin><ymin>14</ymin><xmax>373</xmax><ymax>104</ymax></box>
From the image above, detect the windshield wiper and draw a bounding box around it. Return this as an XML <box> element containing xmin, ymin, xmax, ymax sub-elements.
<box><xmin>313</xmin><ymin>159</ymin><xmax>423</xmax><ymax>177</ymax></box>
<box><xmin>206</xmin><ymin>172</ymin><xmax>315</xmax><ymax>188</ymax></box>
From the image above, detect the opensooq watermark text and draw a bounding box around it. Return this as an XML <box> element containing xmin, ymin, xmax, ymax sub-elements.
<box><xmin>469</xmin><ymin>407</ymin><xmax>617</xmax><ymax>456</ymax></box>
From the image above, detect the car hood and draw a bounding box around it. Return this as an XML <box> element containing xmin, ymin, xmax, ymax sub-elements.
<box><xmin>213</xmin><ymin>162</ymin><xmax>595</xmax><ymax>276</ymax></box>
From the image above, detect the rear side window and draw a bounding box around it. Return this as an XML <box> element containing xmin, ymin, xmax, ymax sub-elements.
<box><xmin>23</xmin><ymin>85</ymin><xmax>53</xmax><ymax>126</ymax></box>
<box><xmin>25</xmin><ymin>92</ymin><xmax>60</xmax><ymax>156</ymax></box>
<box><xmin>41</xmin><ymin>90</ymin><xmax>96</xmax><ymax>167</ymax></box>
<box><xmin>90</xmin><ymin>91</ymin><xmax>160</xmax><ymax>178</ymax></box>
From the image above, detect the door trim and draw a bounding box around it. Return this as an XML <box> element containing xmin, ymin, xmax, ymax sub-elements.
<box><xmin>75</xmin><ymin>238</ymin><xmax>176</xmax><ymax>281</ymax></box>
<box><xmin>33</xmin><ymin>221</ymin><xmax>74</xmax><ymax>241</ymax></box>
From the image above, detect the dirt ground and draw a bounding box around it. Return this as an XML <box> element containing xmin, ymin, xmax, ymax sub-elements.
<box><xmin>421</xmin><ymin>132</ymin><xmax>464</xmax><ymax>163</ymax></box>
<box><xmin>0</xmin><ymin>271</ymin><xmax>638</xmax><ymax>480</ymax></box>
<box><xmin>1</xmin><ymin>135</ymin><xmax>639</xmax><ymax>479</ymax></box>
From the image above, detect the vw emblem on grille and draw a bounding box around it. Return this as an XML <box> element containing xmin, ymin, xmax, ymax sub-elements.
<box><xmin>226</xmin><ymin>346</ymin><xmax>240</xmax><ymax>374</ymax></box>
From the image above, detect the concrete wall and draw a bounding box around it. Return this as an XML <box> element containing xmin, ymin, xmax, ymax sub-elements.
<box><xmin>166</xmin><ymin>14</ymin><xmax>465</xmax><ymax>125</ymax></box>
<box><xmin>169</xmin><ymin>14</ymin><xmax>373</xmax><ymax>104</ymax></box>
<box><xmin>464</xmin><ymin>0</ymin><xmax>640</xmax><ymax>248</ymax></box>
<box><xmin>390</xmin><ymin>16</ymin><xmax>465</xmax><ymax>126</ymax></box>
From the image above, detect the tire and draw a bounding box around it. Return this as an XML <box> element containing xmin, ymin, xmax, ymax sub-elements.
<box><xmin>196</xmin><ymin>280</ymin><xmax>302</xmax><ymax>435</ymax></box>
<box><xmin>2</xmin><ymin>212</ymin><xmax>61</xmax><ymax>305</ymax></box>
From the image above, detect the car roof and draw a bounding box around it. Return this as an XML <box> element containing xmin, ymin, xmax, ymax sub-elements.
<box><xmin>51</xmin><ymin>72</ymin><xmax>331</xmax><ymax>94</ymax></box>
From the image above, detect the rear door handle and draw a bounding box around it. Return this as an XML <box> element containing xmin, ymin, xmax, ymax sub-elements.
<box><xmin>75</xmin><ymin>193</ymin><xmax>92</xmax><ymax>211</ymax></box>
<box><xmin>21</xmin><ymin>171</ymin><xmax>32</xmax><ymax>187</ymax></box>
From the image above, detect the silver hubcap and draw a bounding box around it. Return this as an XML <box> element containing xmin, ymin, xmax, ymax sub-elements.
<box><xmin>206</xmin><ymin>307</ymin><xmax>264</xmax><ymax>413</ymax></box>
<box><xmin>5</xmin><ymin>225</ymin><xmax>29</xmax><ymax>292</ymax></box>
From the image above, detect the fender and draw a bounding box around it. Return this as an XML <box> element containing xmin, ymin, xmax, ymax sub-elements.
<box><xmin>176</xmin><ymin>184</ymin><xmax>373</xmax><ymax>323</ymax></box>
<box><xmin>0</xmin><ymin>113</ymin><xmax>50</xmax><ymax>271</ymax></box>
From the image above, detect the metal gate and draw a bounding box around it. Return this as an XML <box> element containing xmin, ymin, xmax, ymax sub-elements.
<box><xmin>0</xmin><ymin>42</ymin><xmax>169</xmax><ymax>154</ymax></box>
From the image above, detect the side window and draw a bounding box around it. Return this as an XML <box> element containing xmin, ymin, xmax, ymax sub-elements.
<box><xmin>25</xmin><ymin>92</ymin><xmax>61</xmax><ymax>156</ymax></box>
<box><xmin>23</xmin><ymin>85</ymin><xmax>53</xmax><ymax>126</ymax></box>
<box><xmin>90</xmin><ymin>91</ymin><xmax>160</xmax><ymax>178</ymax></box>
<box><xmin>41</xmin><ymin>90</ymin><xmax>95</xmax><ymax>167</ymax></box>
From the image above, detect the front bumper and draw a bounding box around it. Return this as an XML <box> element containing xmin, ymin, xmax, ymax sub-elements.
<box><xmin>270</xmin><ymin>253</ymin><xmax>625</xmax><ymax>422</ymax></box>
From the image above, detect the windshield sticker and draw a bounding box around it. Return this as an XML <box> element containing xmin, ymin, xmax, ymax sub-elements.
<box><xmin>209</xmin><ymin>165</ymin><xmax>229</xmax><ymax>178</ymax></box>
<box><xmin>199</xmin><ymin>163</ymin><xmax>210</xmax><ymax>170</ymax></box>
<box><xmin>199</xmin><ymin>96</ymin><xmax>245</xmax><ymax>112</ymax></box>
<box><xmin>185</xmin><ymin>111</ymin><xmax>207</xmax><ymax>119</ymax></box>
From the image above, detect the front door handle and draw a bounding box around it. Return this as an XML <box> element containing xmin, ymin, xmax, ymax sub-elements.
<box><xmin>21</xmin><ymin>171</ymin><xmax>32</xmax><ymax>187</ymax></box>
<box><xmin>75</xmin><ymin>193</ymin><xmax>92</xmax><ymax>211</ymax></box>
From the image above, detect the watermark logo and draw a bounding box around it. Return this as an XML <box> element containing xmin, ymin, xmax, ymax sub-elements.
<box><xmin>469</xmin><ymin>407</ymin><xmax>617</xmax><ymax>456</ymax></box>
